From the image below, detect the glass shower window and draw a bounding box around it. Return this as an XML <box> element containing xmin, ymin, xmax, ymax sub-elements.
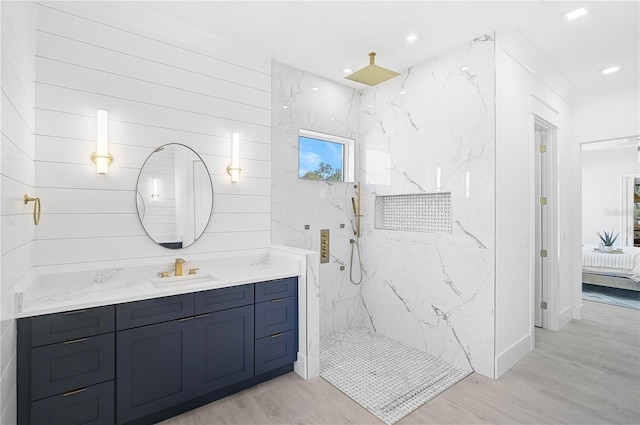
<box><xmin>298</xmin><ymin>129</ymin><xmax>354</xmax><ymax>182</ymax></box>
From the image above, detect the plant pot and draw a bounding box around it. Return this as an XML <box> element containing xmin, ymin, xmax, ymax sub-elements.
<box><xmin>603</xmin><ymin>245</ymin><xmax>613</xmax><ymax>252</ymax></box>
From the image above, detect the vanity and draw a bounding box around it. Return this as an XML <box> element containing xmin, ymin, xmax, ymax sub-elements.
<box><xmin>17</xmin><ymin>273</ymin><xmax>299</xmax><ymax>425</ymax></box>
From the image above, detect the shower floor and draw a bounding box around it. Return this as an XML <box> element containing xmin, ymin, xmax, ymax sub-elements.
<box><xmin>320</xmin><ymin>327</ymin><xmax>472</xmax><ymax>425</ymax></box>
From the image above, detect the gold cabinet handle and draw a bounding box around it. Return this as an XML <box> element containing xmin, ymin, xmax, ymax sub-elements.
<box><xmin>64</xmin><ymin>388</ymin><xmax>87</xmax><ymax>397</ymax></box>
<box><xmin>24</xmin><ymin>195</ymin><xmax>41</xmax><ymax>225</ymax></box>
<box><xmin>64</xmin><ymin>338</ymin><xmax>87</xmax><ymax>345</ymax></box>
<box><xmin>271</xmin><ymin>333</ymin><xmax>283</xmax><ymax>338</ymax></box>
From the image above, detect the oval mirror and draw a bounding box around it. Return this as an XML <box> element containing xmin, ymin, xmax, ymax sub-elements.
<box><xmin>136</xmin><ymin>143</ymin><xmax>213</xmax><ymax>249</ymax></box>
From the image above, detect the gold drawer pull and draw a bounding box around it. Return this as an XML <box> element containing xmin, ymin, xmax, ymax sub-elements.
<box><xmin>271</xmin><ymin>333</ymin><xmax>283</xmax><ymax>338</ymax></box>
<box><xmin>271</xmin><ymin>298</ymin><xmax>283</xmax><ymax>303</ymax></box>
<box><xmin>63</xmin><ymin>309</ymin><xmax>87</xmax><ymax>315</ymax></box>
<box><xmin>64</xmin><ymin>338</ymin><xmax>87</xmax><ymax>345</ymax></box>
<box><xmin>196</xmin><ymin>313</ymin><xmax>212</xmax><ymax>319</ymax></box>
<box><xmin>64</xmin><ymin>388</ymin><xmax>87</xmax><ymax>397</ymax></box>
<box><xmin>178</xmin><ymin>317</ymin><xmax>194</xmax><ymax>322</ymax></box>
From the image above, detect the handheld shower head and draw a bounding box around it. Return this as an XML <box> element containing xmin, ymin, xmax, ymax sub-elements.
<box><xmin>351</xmin><ymin>197</ymin><xmax>357</xmax><ymax>215</ymax></box>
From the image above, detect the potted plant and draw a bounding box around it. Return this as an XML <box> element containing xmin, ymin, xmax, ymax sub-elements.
<box><xmin>596</xmin><ymin>230</ymin><xmax>619</xmax><ymax>251</ymax></box>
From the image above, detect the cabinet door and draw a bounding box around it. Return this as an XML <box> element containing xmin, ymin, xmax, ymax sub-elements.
<box><xmin>31</xmin><ymin>381</ymin><xmax>114</xmax><ymax>425</ymax></box>
<box><xmin>31</xmin><ymin>333</ymin><xmax>114</xmax><ymax>401</ymax></box>
<box><xmin>255</xmin><ymin>297</ymin><xmax>297</xmax><ymax>339</ymax></box>
<box><xmin>194</xmin><ymin>305</ymin><xmax>254</xmax><ymax>397</ymax></box>
<box><xmin>116</xmin><ymin>319</ymin><xmax>194</xmax><ymax>424</ymax></box>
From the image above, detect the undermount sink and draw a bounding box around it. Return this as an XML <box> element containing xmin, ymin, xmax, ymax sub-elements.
<box><xmin>151</xmin><ymin>273</ymin><xmax>218</xmax><ymax>289</ymax></box>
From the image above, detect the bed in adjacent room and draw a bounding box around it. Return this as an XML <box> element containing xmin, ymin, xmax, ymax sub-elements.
<box><xmin>582</xmin><ymin>244</ymin><xmax>640</xmax><ymax>291</ymax></box>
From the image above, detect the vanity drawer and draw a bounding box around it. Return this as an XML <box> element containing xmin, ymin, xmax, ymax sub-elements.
<box><xmin>255</xmin><ymin>277</ymin><xmax>297</xmax><ymax>302</ymax></box>
<box><xmin>31</xmin><ymin>333</ymin><xmax>114</xmax><ymax>401</ymax></box>
<box><xmin>31</xmin><ymin>306</ymin><xmax>114</xmax><ymax>347</ymax></box>
<box><xmin>195</xmin><ymin>283</ymin><xmax>254</xmax><ymax>314</ymax></box>
<box><xmin>31</xmin><ymin>380</ymin><xmax>114</xmax><ymax>425</ymax></box>
<box><xmin>255</xmin><ymin>296</ymin><xmax>297</xmax><ymax>339</ymax></box>
<box><xmin>116</xmin><ymin>293</ymin><xmax>194</xmax><ymax>330</ymax></box>
<box><xmin>255</xmin><ymin>330</ymin><xmax>296</xmax><ymax>375</ymax></box>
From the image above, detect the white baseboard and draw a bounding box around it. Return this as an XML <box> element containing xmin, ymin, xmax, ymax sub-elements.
<box><xmin>558</xmin><ymin>304</ymin><xmax>573</xmax><ymax>329</ymax></box>
<box><xmin>572</xmin><ymin>303</ymin><xmax>583</xmax><ymax>320</ymax></box>
<box><xmin>495</xmin><ymin>333</ymin><xmax>532</xmax><ymax>378</ymax></box>
<box><xmin>294</xmin><ymin>352</ymin><xmax>307</xmax><ymax>379</ymax></box>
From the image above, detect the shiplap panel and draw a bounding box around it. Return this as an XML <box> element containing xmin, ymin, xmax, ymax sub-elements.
<box><xmin>1</xmin><ymin>215</ymin><xmax>34</xmax><ymax>257</ymax></box>
<box><xmin>36</xmin><ymin>57</ymin><xmax>271</xmax><ymax>126</ymax></box>
<box><xmin>36</xmin><ymin>5</ymin><xmax>270</xmax><ymax>91</ymax></box>
<box><xmin>34</xmin><ymin>2</ymin><xmax>272</xmax><ymax>267</ymax></box>
<box><xmin>208</xmin><ymin>213</ymin><xmax>271</xmax><ymax>233</ymax></box>
<box><xmin>1</xmin><ymin>135</ymin><xmax>34</xmax><ymax>187</ymax></box>
<box><xmin>36</xmin><ymin>188</ymin><xmax>136</xmax><ymax>214</ymax></box>
<box><xmin>0</xmin><ymin>321</ymin><xmax>16</xmax><ymax>386</ymax></box>
<box><xmin>35</xmin><ymin>231</ymin><xmax>271</xmax><ymax>265</ymax></box>
<box><xmin>35</xmin><ymin>111</ymin><xmax>271</xmax><ymax>161</ymax></box>
<box><xmin>1</xmin><ymin>53</ymin><xmax>35</xmax><ymax>132</ymax></box>
<box><xmin>1</xmin><ymin>176</ymin><xmax>34</xmax><ymax>216</ymax></box>
<box><xmin>36</xmin><ymin>161</ymin><xmax>139</xmax><ymax>191</ymax></box>
<box><xmin>36</xmin><ymin>30</ymin><xmax>271</xmax><ymax>109</ymax></box>
<box><xmin>1</xmin><ymin>94</ymin><xmax>35</xmax><ymax>158</ymax></box>
<box><xmin>212</xmin><ymin>194</ymin><xmax>271</xmax><ymax>214</ymax></box>
<box><xmin>0</xmin><ymin>243</ymin><xmax>32</xmax><ymax>295</ymax></box>
<box><xmin>35</xmin><ymin>83</ymin><xmax>271</xmax><ymax>143</ymax></box>
<box><xmin>35</xmin><ymin>214</ymin><xmax>144</xmax><ymax>240</ymax></box>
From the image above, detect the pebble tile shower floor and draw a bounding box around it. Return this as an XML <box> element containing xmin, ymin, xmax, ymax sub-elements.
<box><xmin>320</xmin><ymin>327</ymin><xmax>472</xmax><ymax>425</ymax></box>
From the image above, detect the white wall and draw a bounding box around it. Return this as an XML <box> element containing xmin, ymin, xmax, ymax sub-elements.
<box><xmin>582</xmin><ymin>145</ymin><xmax>639</xmax><ymax>245</ymax></box>
<box><xmin>572</xmin><ymin>91</ymin><xmax>640</xmax><ymax>144</ymax></box>
<box><xmin>494</xmin><ymin>28</ymin><xmax>574</xmax><ymax>377</ymax></box>
<box><xmin>358</xmin><ymin>36</ymin><xmax>496</xmax><ymax>378</ymax></box>
<box><xmin>0</xmin><ymin>2</ymin><xmax>36</xmax><ymax>423</ymax></box>
<box><xmin>271</xmin><ymin>61</ymin><xmax>365</xmax><ymax>337</ymax></box>
<box><xmin>33</xmin><ymin>3</ymin><xmax>272</xmax><ymax>270</ymax></box>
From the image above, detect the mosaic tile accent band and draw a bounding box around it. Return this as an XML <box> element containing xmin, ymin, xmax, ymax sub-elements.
<box><xmin>320</xmin><ymin>327</ymin><xmax>471</xmax><ymax>424</ymax></box>
<box><xmin>378</xmin><ymin>192</ymin><xmax>452</xmax><ymax>233</ymax></box>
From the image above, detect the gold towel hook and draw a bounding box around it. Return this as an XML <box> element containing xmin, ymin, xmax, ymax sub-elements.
<box><xmin>24</xmin><ymin>195</ymin><xmax>41</xmax><ymax>225</ymax></box>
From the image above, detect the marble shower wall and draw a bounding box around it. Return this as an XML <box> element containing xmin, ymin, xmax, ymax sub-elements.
<box><xmin>271</xmin><ymin>61</ymin><xmax>368</xmax><ymax>337</ymax></box>
<box><xmin>358</xmin><ymin>36</ymin><xmax>496</xmax><ymax>377</ymax></box>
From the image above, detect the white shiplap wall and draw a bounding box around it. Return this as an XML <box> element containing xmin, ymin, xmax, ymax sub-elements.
<box><xmin>1</xmin><ymin>2</ymin><xmax>36</xmax><ymax>424</ymax></box>
<box><xmin>34</xmin><ymin>3</ymin><xmax>272</xmax><ymax>267</ymax></box>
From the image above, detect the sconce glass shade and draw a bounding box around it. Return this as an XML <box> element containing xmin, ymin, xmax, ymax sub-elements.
<box><xmin>93</xmin><ymin>109</ymin><xmax>112</xmax><ymax>174</ymax></box>
<box><xmin>151</xmin><ymin>178</ymin><xmax>159</xmax><ymax>201</ymax></box>
<box><xmin>228</xmin><ymin>132</ymin><xmax>241</xmax><ymax>183</ymax></box>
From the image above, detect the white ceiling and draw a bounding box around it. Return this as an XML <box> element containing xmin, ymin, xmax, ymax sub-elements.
<box><xmin>67</xmin><ymin>1</ymin><xmax>640</xmax><ymax>104</ymax></box>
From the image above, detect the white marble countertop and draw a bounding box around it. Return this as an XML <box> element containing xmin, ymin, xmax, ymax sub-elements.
<box><xmin>16</xmin><ymin>252</ymin><xmax>301</xmax><ymax>318</ymax></box>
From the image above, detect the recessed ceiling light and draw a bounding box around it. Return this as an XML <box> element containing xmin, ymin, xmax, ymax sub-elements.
<box><xmin>312</xmin><ymin>87</ymin><xmax>319</xmax><ymax>91</ymax></box>
<box><xmin>368</xmin><ymin>104</ymin><xmax>374</xmax><ymax>108</ymax></box>
<box><xmin>601</xmin><ymin>66</ymin><xmax>621</xmax><ymax>75</ymax></box>
<box><xmin>282</xmin><ymin>105</ymin><xmax>288</xmax><ymax>109</ymax></box>
<box><xmin>405</xmin><ymin>34</ymin><xmax>419</xmax><ymax>43</ymax></box>
<box><xmin>565</xmin><ymin>7</ymin><xmax>588</xmax><ymax>21</ymax></box>
<box><xmin>460</xmin><ymin>66</ymin><xmax>469</xmax><ymax>72</ymax></box>
<box><xmin>342</xmin><ymin>68</ymin><xmax>353</xmax><ymax>74</ymax></box>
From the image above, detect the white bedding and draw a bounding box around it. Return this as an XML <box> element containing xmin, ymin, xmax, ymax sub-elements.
<box><xmin>582</xmin><ymin>244</ymin><xmax>640</xmax><ymax>282</ymax></box>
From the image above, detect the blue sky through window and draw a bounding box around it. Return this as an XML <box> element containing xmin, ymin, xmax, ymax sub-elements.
<box><xmin>299</xmin><ymin>136</ymin><xmax>344</xmax><ymax>178</ymax></box>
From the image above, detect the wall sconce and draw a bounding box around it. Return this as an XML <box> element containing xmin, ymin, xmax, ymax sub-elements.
<box><xmin>92</xmin><ymin>109</ymin><xmax>113</xmax><ymax>174</ymax></box>
<box><xmin>227</xmin><ymin>131</ymin><xmax>241</xmax><ymax>183</ymax></box>
<box><xmin>151</xmin><ymin>179</ymin><xmax>160</xmax><ymax>201</ymax></box>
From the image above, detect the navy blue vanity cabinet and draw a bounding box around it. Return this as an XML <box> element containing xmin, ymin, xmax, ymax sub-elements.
<box><xmin>115</xmin><ymin>294</ymin><xmax>194</xmax><ymax>425</ymax></box>
<box><xmin>254</xmin><ymin>278</ymin><xmax>298</xmax><ymax>375</ymax></box>
<box><xmin>194</xmin><ymin>305</ymin><xmax>254</xmax><ymax>396</ymax></box>
<box><xmin>17</xmin><ymin>306</ymin><xmax>116</xmax><ymax>425</ymax></box>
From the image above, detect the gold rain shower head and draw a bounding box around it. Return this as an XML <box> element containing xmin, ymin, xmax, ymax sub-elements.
<box><xmin>345</xmin><ymin>52</ymin><xmax>400</xmax><ymax>86</ymax></box>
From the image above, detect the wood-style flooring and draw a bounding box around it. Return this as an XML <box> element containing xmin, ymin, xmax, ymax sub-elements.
<box><xmin>161</xmin><ymin>301</ymin><xmax>640</xmax><ymax>424</ymax></box>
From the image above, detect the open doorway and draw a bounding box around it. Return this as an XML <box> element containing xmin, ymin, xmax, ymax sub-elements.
<box><xmin>580</xmin><ymin>136</ymin><xmax>640</xmax><ymax>308</ymax></box>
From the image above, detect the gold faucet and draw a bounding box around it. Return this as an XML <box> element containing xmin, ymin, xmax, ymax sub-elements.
<box><xmin>175</xmin><ymin>258</ymin><xmax>185</xmax><ymax>276</ymax></box>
